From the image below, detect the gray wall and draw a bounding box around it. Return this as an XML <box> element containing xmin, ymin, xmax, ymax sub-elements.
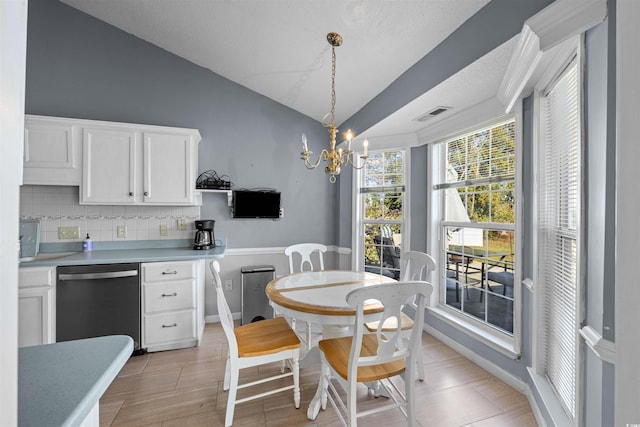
<box><xmin>25</xmin><ymin>0</ymin><xmax>336</xmax><ymax>249</ymax></box>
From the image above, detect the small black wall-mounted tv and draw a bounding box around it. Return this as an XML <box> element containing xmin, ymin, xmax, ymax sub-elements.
<box><xmin>232</xmin><ymin>190</ymin><xmax>281</xmax><ymax>219</ymax></box>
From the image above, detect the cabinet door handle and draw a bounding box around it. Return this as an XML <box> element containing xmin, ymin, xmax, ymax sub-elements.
<box><xmin>144</xmin><ymin>191</ymin><xmax>149</xmax><ymax>196</ymax></box>
<box><xmin>161</xmin><ymin>292</ymin><xmax>178</xmax><ymax>297</ymax></box>
<box><xmin>162</xmin><ymin>271</ymin><xmax>178</xmax><ymax>275</ymax></box>
<box><xmin>129</xmin><ymin>192</ymin><xmax>134</xmax><ymax>196</ymax></box>
<box><xmin>162</xmin><ymin>323</ymin><xmax>178</xmax><ymax>328</ymax></box>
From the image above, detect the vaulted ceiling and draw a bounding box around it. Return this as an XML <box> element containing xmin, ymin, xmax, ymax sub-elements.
<box><xmin>60</xmin><ymin>0</ymin><xmax>517</xmax><ymax>139</ymax></box>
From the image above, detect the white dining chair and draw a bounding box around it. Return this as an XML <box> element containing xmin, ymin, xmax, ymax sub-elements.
<box><xmin>313</xmin><ymin>280</ymin><xmax>433</xmax><ymax>426</ymax></box>
<box><xmin>211</xmin><ymin>261</ymin><xmax>301</xmax><ymax>427</ymax></box>
<box><xmin>365</xmin><ymin>251</ymin><xmax>436</xmax><ymax>381</ymax></box>
<box><xmin>283</xmin><ymin>243</ymin><xmax>327</xmax><ymax>350</ymax></box>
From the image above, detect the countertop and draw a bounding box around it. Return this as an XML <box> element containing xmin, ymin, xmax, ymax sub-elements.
<box><xmin>19</xmin><ymin>335</ymin><xmax>133</xmax><ymax>427</ymax></box>
<box><xmin>19</xmin><ymin>239</ymin><xmax>226</xmax><ymax>267</ymax></box>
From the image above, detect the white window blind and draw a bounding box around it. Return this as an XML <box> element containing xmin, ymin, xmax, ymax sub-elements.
<box><xmin>538</xmin><ymin>59</ymin><xmax>580</xmax><ymax>421</ymax></box>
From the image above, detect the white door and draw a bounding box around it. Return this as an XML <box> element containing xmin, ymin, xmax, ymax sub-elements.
<box><xmin>143</xmin><ymin>132</ymin><xmax>195</xmax><ymax>205</ymax></box>
<box><xmin>82</xmin><ymin>128</ymin><xmax>138</xmax><ymax>204</ymax></box>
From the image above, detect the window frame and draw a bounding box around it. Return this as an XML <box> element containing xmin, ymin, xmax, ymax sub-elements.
<box><xmin>531</xmin><ymin>39</ymin><xmax>584</xmax><ymax>426</ymax></box>
<box><xmin>352</xmin><ymin>148</ymin><xmax>410</xmax><ymax>276</ymax></box>
<box><xmin>427</xmin><ymin>112</ymin><xmax>523</xmax><ymax>359</ymax></box>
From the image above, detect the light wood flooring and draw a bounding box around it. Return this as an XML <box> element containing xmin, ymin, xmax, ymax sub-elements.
<box><xmin>100</xmin><ymin>323</ymin><xmax>538</xmax><ymax>426</ymax></box>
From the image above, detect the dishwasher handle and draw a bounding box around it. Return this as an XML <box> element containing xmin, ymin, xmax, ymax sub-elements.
<box><xmin>58</xmin><ymin>270</ymin><xmax>139</xmax><ymax>281</ymax></box>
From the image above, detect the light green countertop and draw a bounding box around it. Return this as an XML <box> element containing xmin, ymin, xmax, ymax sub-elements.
<box><xmin>19</xmin><ymin>239</ymin><xmax>226</xmax><ymax>267</ymax></box>
<box><xmin>19</xmin><ymin>335</ymin><xmax>133</xmax><ymax>427</ymax></box>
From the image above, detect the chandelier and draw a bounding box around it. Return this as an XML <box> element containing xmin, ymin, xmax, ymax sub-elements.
<box><xmin>300</xmin><ymin>32</ymin><xmax>368</xmax><ymax>183</ymax></box>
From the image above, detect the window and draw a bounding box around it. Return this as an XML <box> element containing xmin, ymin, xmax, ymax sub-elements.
<box><xmin>357</xmin><ymin>150</ymin><xmax>406</xmax><ymax>280</ymax></box>
<box><xmin>433</xmin><ymin>119</ymin><xmax>516</xmax><ymax>335</ymax></box>
<box><xmin>536</xmin><ymin>58</ymin><xmax>581</xmax><ymax>421</ymax></box>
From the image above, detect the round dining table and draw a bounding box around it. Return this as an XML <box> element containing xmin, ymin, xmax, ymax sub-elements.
<box><xmin>266</xmin><ymin>270</ymin><xmax>396</xmax><ymax>338</ymax></box>
<box><xmin>266</xmin><ymin>269</ymin><xmax>397</xmax><ymax>420</ymax></box>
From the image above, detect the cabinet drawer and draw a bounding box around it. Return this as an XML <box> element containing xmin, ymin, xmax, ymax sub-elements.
<box><xmin>142</xmin><ymin>260</ymin><xmax>196</xmax><ymax>282</ymax></box>
<box><xmin>19</xmin><ymin>267</ymin><xmax>55</xmax><ymax>289</ymax></box>
<box><xmin>143</xmin><ymin>311</ymin><xmax>196</xmax><ymax>346</ymax></box>
<box><xmin>143</xmin><ymin>279</ymin><xmax>195</xmax><ymax>313</ymax></box>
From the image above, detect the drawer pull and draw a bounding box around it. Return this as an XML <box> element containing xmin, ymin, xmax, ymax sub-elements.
<box><xmin>162</xmin><ymin>271</ymin><xmax>178</xmax><ymax>275</ymax></box>
<box><xmin>162</xmin><ymin>323</ymin><xmax>178</xmax><ymax>328</ymax></box>
<box><xmin>161</xmin><ymin>292</ymin><xmax>178</xmax><ymax>297</ymax></box>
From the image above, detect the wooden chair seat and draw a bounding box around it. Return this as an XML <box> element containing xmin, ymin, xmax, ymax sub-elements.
<box><xmin>311</xmin><ymin>281</ymin><xmax>433</xmax><ymax>426</ymax></box>
<box><xmin>211</xmin><ymin>260</ymin><xmax>301</xmax><ymax>427</ymax></box>
<box><xmin>235</xmin><ymin>316</ymin><xmax>301</xmax><ymax>357</ymax></box>
<box><xmin>319</xmin><ymin>334</ymin><xmax>406</xmax><ymax>382</ymax></box>
<box><xmin>364</xmin><ymin>311</ymin><xmax>414</xmax><ymax>332</ymax></box>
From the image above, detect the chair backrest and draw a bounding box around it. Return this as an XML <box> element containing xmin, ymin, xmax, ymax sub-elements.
<box><xmin>210</xmin><ymin>261</ymin><xmax>238</xmax><ymax>358</ymax></box>
<box><xmin>284</xmin><ymin>243</ymin><xmax>327</xmax><ymax>273</ymax></box>
<box><xmin>346</xmin><ymin>281</ymin><xmax>433</xmax><ymax>376</ymax></box>
<box><xmin>401</xmin><ymin>251</ymin><xmax>436</xmax><ymax>281</ymax></box>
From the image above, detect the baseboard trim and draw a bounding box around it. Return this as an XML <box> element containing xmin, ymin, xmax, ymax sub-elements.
<box><xmin>206</xmin><ymin>312</ymin><xmax>240</xmax><ymax>323</ymax></box>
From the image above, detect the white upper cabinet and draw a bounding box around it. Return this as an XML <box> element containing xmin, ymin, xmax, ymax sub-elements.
<box><xmin>81</xmin><ymin>123</ymin><xmax>200</xmax><ymax>205</ymax></box>
<box><xmin>24</xmin><ymin>115</ymin><xmax>201</xmax><ymax>205</ymax></box>
<box><xmin>82</xmin><ymin>127</ymin><xmax>138</xmax><ymax>204</ymax></box>
<box><xmin>142</xmin><ymin>132</ymin><xmax>196</xmax><ymax>205</ymax></box>
<box><xmin>23</xmin><ymin>115</ymin><xmax>82</xmax><ymax>185</ymax></box>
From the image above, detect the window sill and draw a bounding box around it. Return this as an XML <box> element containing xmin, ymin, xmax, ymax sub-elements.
<box><xmin>427</xmin><ymin>305</ymin><xmax>520</xmax><ymax>360</ymax></box>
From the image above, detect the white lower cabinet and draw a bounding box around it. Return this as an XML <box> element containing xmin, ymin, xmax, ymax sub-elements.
<box><xmin>141</xmin><ymin>259</ymin><xmax>204</xmax><ymax>352</ymax></box>
<box><xmin>18</xmin><ymin>266</ymin><xmax>55</xmax><ymax>347</ymax></box>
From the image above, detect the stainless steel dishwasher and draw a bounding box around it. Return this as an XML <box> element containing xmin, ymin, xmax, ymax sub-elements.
<box><xmin>56</xmin><ymin>263</ymin><xmax>141</xmax><ymax>352</ymax></box>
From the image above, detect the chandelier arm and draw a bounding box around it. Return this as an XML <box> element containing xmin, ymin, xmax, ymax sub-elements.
<box><xmin>302</xmin><ymin>149</ymin><xmax>329</xmax><ymax>169</ymax></box>
<box><xmin>346</xmin><ymin>153</ymin><xmax>366</xmax><ymax>170</ymax></box>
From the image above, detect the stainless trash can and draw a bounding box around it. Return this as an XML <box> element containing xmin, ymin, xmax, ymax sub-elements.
<box><xmin>241</xmin><ymin>265</ymin><xmax>275</xmax><ymax>324</ymax></box>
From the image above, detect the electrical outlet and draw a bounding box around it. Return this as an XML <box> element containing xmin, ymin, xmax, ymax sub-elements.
<box><xmin>159</xmin><ymin>224</ymin><xmax>169</xmax><ymax>237</ymax></box>
<box><xmin>177</xmin><ymin>218</ymin><xmax>186</xmax><ymax>230</ymax></box>
<box><xmin>116</xmin><ymin>225</ymin><xmax>127</xmax><ymax>239</ymax></box>
<box><xmin>279</xmin><ymin>207</ymin><xmax>284</xmax><ymax>219</ymax></box>
<box><xmin>58</xmin><ymin>226</ymin><xmax>79</xmax><ymax>240</ymax></box>
<box><xmin>224</xmin><ymin>280</ymin><xmax>233</xmax><ymax>291</ymax></box>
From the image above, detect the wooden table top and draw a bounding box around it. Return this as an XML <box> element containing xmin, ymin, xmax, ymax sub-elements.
<box><xmin>266</xmin><ymin>270</ymin><xmax>395</xmax><ymax>316</ymax></box>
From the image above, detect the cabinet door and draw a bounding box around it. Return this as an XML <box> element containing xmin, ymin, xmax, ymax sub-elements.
<box><xmin>18</xmin><ymin>287</ymin><xmax>54</xmax><ymax>347</ymax></box>
<box><xmin>81</xmin><ymin>128</ymin><xmax>138</xmax><ymax>204</ymax></box>
<box><xmin>143</xmin><ymin>132</ymin><xmax>196</xmax><ymax>205</ymax></box>
<box><xmin>23</xmin><ymin>117</ymin><xmax>81</xmax><ymax>185</ymax></box>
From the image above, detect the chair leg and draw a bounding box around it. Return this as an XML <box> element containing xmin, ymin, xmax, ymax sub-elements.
<box><xmin>405</xmin><ymin>359</ymin><xmax>417</xmax><ymax>426</ymax></box>
<box><xmin>306</xmin><ymin>322</ymin><xmax>312</xmax><ymax>351</ymax></box>
<box><xmin>225</xmin><ymin>364</ymin><xmax>239</xmax><ymax>427</ymax></box>
<box><xmin>415</xmin><ymin>348</ymin><xmax>425</xmax><ymax>381</ymax></box>
<box><xmin>347</xmin><ymin>379</ymin><xmax>357</xmax><ymax>427</ymax></box>
<box><xmin>293</xmin><ymin>355</ymin><xmax>300</xmax><ymax>408</ymax></box>
<box><xmin>223</xmin><ymin>356</ymin><xmax>231</xmax><ymax>391</ymax></box>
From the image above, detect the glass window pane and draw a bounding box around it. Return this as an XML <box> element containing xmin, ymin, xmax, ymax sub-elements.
<box><xmin>439</xmin><ymin>119</ymin><xmax>516</xmax><ymax>336</ymax></box>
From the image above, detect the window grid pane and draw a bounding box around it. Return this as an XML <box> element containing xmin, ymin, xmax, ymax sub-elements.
<box><xmin>361</xmin><ymin>150</ymin><xmax>405</xmax><ymax>281</ymax></box>
<box><xmin>439</xmin><ymin>119</ymin><xmax>516</xmax><ymax>335</ymax></box>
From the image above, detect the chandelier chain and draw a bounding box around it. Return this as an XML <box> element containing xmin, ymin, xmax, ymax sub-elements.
<box><xmin>330</xmin><ymin>45</ymin><xmax>336</xmax><ymax>129</ymax></box>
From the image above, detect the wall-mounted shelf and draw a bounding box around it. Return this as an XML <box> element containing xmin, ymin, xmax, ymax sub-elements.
<box><xmin>196</xmin><ymin>189</ymin><xmax>232</xmax><ymax>206</ymax></box>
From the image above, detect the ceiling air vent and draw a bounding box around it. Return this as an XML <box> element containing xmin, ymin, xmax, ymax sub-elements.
<box><xmin>413</xmin><ymin>106</ymin><xmax>451</xmax><ymax>122</ymax></box>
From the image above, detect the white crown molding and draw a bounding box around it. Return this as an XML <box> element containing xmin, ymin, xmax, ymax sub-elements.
<box><xmin>497</xmin><ymin>0</ymin><xmax>607</xmax><ymax>112</ymax></box>
<box><xmin>580</xmin><ymin>325</ymin><xmax>616</xmax><ymax>365</ymax></box>
<box><xmin>363</xmin><ymin>133</ymin><xmax>420</xmax><ymax>151</ymax></box>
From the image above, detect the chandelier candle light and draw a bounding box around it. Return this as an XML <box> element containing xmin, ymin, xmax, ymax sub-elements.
<box><xmin>300</xmin><ymin>32</ymin><xmax>368</xmax><ymax>183</ymax></box>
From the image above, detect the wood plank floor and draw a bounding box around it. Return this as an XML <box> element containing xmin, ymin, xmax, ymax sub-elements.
<box><xmin>100</xmin><ymin>323</ymin><xmax>538</xmax><ymax>426</ymax></box>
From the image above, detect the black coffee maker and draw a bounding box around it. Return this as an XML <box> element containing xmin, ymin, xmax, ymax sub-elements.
<box><xmin>194</xmin><ymin>220</ymin><xmax>215</xmax><ymax>250</ymax></box>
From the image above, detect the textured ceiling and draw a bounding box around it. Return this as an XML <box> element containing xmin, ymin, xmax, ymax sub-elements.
<box><xmin>59</xmin><ymin>0</ymin><xmax>515</xmax><ymax>138</ymax></box>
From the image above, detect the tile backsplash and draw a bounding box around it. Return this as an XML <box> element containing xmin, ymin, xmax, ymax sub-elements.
<box><xmin>20</xmin><ymin>186</ymin><xmax>201</xmax><ymax>243</ymax></box>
